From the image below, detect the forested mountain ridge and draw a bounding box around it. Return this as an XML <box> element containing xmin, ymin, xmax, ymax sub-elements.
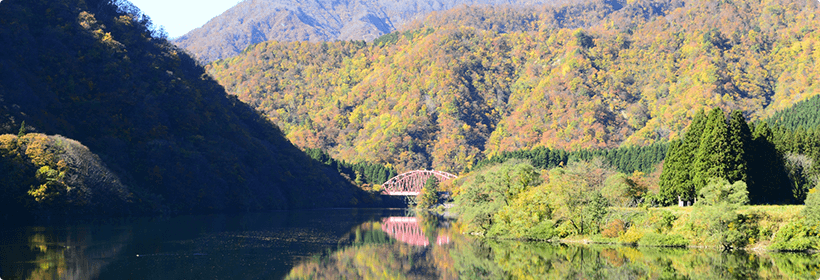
<box><xmin>206</xmin><ymin>0</ymin><xmax>820</xmax><ymax>173</ymax></box>
<box><xmin>172</xmin><ymin>0</ymin><xmax>564</xmax><ymax>62</ymax></box>
<box><xmin>0</xmin><ymin>0</ymin><xmax>367</xmax><ymax>216</ymax></box>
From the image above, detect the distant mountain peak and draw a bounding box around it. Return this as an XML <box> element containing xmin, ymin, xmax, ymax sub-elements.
<box><xmin>173</xmin><ymin>0</ymin><xmax>559</xmax><ymax>62</ymax></box>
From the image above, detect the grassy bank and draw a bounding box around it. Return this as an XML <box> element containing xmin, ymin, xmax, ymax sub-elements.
<box><xmin>451</xmin><ymin>160</ymin><xmax>820</xmax><ymax>252</ymax></box>
<box><xmin>552</xmin><ymin>205</ymin><xmax>816</xmax><ymax>252</ymax></box>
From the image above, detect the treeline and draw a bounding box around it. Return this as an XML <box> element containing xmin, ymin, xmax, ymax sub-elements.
<box><xmin>471</xmin><ymin>142</ymin><xmax>667</xmax><ymax>174</ymax></box>
<box><xmin>660</xmin><ymin>108</ymin><xmax>820</xmax><ymax>205</ymax></box>
<box><xmin>207</xmin><ymin>0</ymin><xmax>820</xmax><ymax>172</ymax></box>
<box><xmin>304</xmin><ymin>148</ymin><xmax>397</xmax><ymax>186</ymax></box>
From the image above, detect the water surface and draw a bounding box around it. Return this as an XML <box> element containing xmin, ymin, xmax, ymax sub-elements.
<box><xmin>0</xmin><ymin>209</ymin><xmax>817</xmax><ymax>279</ymax></box>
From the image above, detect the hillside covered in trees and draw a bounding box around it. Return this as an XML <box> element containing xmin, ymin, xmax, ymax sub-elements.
<box><xmin>206</xmin><ymin>0</ymin><xmax>820</xmax><ymax>173</ymax></box>
<box><xmin>0</xmin><ymin>0</ymin><xmax>369</xmax><ymax>216</ymax></box>
<box><xmin>172</xmin><ymin>0</ymin><xmax>563</xmax><ymax>62</ymax></box>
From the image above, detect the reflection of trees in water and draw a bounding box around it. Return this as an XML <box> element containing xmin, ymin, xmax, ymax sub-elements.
<box><xmin>287</xmin><ymin>217</ymin><xmax>459</xmax><ymax>279</ymax></box>
<box><xmin>288</xmin><ymin>218</ymin><xmax>820</xmax><ymax>280</ymax></box>
<box><xmin>454</xmin><ymin>241</ymin><xmax>820</xmax><ymax>279</ymax></box>
<box><xmin>5</xmin><ymin>225</ymin><xmax>131</xmax><ymax>280</ymax></box>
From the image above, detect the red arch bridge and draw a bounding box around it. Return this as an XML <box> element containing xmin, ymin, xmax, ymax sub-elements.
<box><xmin>381</xmin><ymin>170</ymin><xmax>457</xmax><ymax>196</ymax></box>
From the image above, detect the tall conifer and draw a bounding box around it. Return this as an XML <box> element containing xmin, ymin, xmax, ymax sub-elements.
<box><xmin>659</xmin><ymin>140</ymin><xmax>693</xmax><ymax>204</ymax></box>
<box><xmin>727</xmin><ymin>110</ymin><xmax>751</xmax><ymax>184</ymax></box>
<box><xmin>693</xmin><ymin>108</ymin><xmax>731</xmax><ymax>195</ymax></box>
<box><xmin>659</xmin><ymin>109</ymin><xmax>708</xmax><ymax>204</ymax></box>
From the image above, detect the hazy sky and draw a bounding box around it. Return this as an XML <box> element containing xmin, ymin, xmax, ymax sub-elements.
<box><xmin>128</xmin><ymin>0</ymin><xmax>242</xmax><ymax>38</ymax></box>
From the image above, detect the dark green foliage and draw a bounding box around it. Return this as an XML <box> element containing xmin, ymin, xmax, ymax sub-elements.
<box><xmin>472</xmin><ymin>142</ymin><xmax>668</xmax><ymax>174</ymax></box>
<box><xmin>747</xmin><ymin>123</ymin><xmax>793</xmax><ymax>204</ymax></box>
<box><xmin>0</xmin><ymin>0</ymin><xmax>366</xmax><ymax>215</ymax></box>
<box><xmin>726</xmin><ymin>111</ymin><xmax>750</xmax><ymax>184</ymax></box>
<box><xmin>766</xmin><ymin>95</ymin><xmax>820</xmax><ymax>130</ymax></box>
<box><xmin>658</xmin><ymin>140</ymin><xmax>692</xmax><ymax>205</ymax></box>
<box><xmin>692</xmin><ymin>108</ymin><xmax>732</xmax><ymax>193</ymax></box>
<box><xmin>659</xmin><ymin>109</ymin><xmax>707</xmax><ymax>205</ymax></box>
<box><xmin>659</xmin><ymin>107</ymin><xmax>800</xmax><ymax>205</ymax></box>
<box><xmin>304</xmin><ymin>147</ymin><xmax>397</xmax><ymax>185</ymax></box>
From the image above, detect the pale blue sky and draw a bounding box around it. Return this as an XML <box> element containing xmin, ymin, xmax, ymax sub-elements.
<box><xmin>128</xmin><ymin>0</ymin><xmax>242</xmax><ymax>38</ymax></box>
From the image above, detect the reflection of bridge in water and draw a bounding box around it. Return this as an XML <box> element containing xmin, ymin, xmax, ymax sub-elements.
<box><xmin>380</xmin><ymin>217</ymin><xmax>450</xmax><ymax>247</ymax></box>
<box><xmin>381</xmin><ymin>170</ymin><xmax>457</xmax><ymax>196</ymax></box>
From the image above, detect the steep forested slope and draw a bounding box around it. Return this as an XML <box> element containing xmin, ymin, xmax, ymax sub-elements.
<box><xmin>0</xmin><ymin>0</ymin><xmax>365</xmax><ymax>215</ymax></box>
<box><xmin>172</xmin><ymin>0</ymin><xmax>565</xmax><ymax>62</ymax></box>
<box><xmin>766</xmin><ymin>95</ymin><xmax>820</xmax><ymax>129</ymax></box>
<box><xmin>207</xmin><ymin>0</ymin><xmax>820</xmax><ymax>173</ymax></box>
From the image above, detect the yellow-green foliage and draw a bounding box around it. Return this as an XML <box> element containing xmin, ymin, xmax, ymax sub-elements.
<box><xmin>0</xmin><ymin>133</ymin><xmax>132</xmax><ymax>213</ymax></box>
<box><xmin>207</xmin><ymin>0</ymin><xmax>820</xmax><ymax>172</ymax></box>
<box><xmin>454</xmin><ymin>159</ymin><xmax>817</xmax><ymax>250</ymax></box>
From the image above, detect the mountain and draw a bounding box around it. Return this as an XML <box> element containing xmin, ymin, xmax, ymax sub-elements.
<box><xmin>172</xmin><ymin>0</ymin><xmax>566</xmax><ymax>62</ymax></box>
<box><xmin>205</xmin><ymin>0</ymin><xmax>820</xmax><ymax>173</ymax></box>
<box><xmin>0</xmin><ymin>0</ymin><xmax>367</xmax><ymax>216</ymax></box>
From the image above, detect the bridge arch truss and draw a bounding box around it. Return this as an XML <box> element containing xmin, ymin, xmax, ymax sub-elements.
<box><xmin>381</xmin><ymin>170</ymin><xmax>457</xmax><ymax>196</ymax></box>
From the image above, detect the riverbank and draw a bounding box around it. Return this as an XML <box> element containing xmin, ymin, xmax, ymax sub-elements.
<box><xmin>461</xmin><ymin>204</ymin><xmax>820</xmax><ymax>253</ymax></box>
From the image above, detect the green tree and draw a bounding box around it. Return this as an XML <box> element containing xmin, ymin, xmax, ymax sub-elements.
<box><xmin>803</xmin><ymin>186</ymin><xmax>820</xmax><ymax>225</ymax></box>
<box><xmin>692</xmin><ymin>108</ymin><xmax>731</xmax><ymax>196</ymax></box>
<box><xmin>695</xmin><ymin>178</ymin><xmax>750</xmax><ymax>250</ymax></box>
<box><xmin>726</xmin><ymin>110</ymin><xmax>750</xmax><ymax>184</ymax></box>
<box><xmin>18</xmin><ymin>121</ymin><xmax>26</xmax><ymax>138</ymax></box>
<box><xmin>453</xmin><ymin>161</ymin><xmax>541</xmax><ymax>234</ymax></box>
<box><xmin>660</xmin><ymin>109</ymin><xmax>707</xmax><ymax>205</ymax></box>
<box><xmin>659</xmin><ymin>140</ymin><xmax>693</xmax><ymax>205</ymax></box>
<box><xmin>748</xmin><ymin>122</ymin><xmax>791</xmax><ymax>204</ymax></box>
<box><xmin>417</xmin><ymin>175</ymin><xmax>440</xmax><ymax>209</ymax></box>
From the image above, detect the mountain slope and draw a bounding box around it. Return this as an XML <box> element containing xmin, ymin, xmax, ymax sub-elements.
<box><xmin>172</xmin><ymin>0</ymin><xmax>565</xmax><ymax>62</ymax></box>
<box><xmin>206</xmin><ymin>0</ymin><xmax>820</xmax><ymax>173</ymax></box>
<box><xmin>766</xmin><ymin>95</ymin><xmax>820</xmax><ymax>130</ymax></box>
<box><xmin>0</xmin><ymin>0</ymin><xmax>365</xmax><ymax>215</ymax></box>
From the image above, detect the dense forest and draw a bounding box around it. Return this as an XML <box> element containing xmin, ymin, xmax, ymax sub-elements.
<box><xmin>206</xmin><ymin>0</ymin><xmax>820</xmax><ymax>173</ymax></box>
<box><xmin>765</xmin><ymin>94</ymin><xmax>820</xmax><ymax>129</ymax></box>
<box><xmin>660</xmin><ymin>107</ymin><xmax>820</xmax><ymax>205</ymax></box>
<box><xmin>0</xmin><ymin>0</ymin><xmax>370</xmax><ymax>216</ymax></box>
<box><xmin>471</xmin><ymin>142</ymin><xmax>667</xmax><ymax>174</ymax></box>
<box><xmin>172</xmin><ymin>0</ymin><xmax>564</xmax><ymax>62</ymax></box>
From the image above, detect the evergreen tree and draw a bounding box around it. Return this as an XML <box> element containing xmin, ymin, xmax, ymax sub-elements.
<box><xmin>726</xmin><ymin>110</ymin><xmax>751</xmax><ymax>184</ymax></box>
<box><xmin>692</xmin><ymin>108</ymin><xmax>731</xmax><ymax>196</ymax></box>
<box><xmin>659</xmin><ymin>109</ymin><xmax>707</xmax><ymax>204</ymax></box>
<box><xmin>659</xmin><ymin>140</ymin><xmax>692</xmax><ymax>204</ymax></box>
<box><xmin>17</xmin><ymin>121</ymin><xmax>26</xmax><ymax>138</ymax></box>
<box><xmin>748</xmin><ymin>122</ymin><xmax>791</xmax><ymax>204</ymax></box>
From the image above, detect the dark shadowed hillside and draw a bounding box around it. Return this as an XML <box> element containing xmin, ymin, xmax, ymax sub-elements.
<box><xmin>172</xmin><ymin>0</ymin><xmax>566</xmax><ymax>62</ymax></box>
<box><xmin>0</xmin><ymin>0</ymin><xmax>367</xmax><ymax>216</ymax></box>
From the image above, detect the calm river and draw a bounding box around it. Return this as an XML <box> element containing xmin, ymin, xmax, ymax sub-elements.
<box><xmin>0</xmin><ymin>208</ymin><xmax>818</xmax><ymax>279</ymax></box>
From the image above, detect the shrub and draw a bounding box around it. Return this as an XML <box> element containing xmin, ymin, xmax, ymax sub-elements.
<box><xmin>770</xmin><ymin>221</ymin><xmax>820</xmax><ymax>251</ymax></box>
<box><xmin>602</xmin><ymin>219</ymin><xmax>626</xmax><ymax>238</ymax></box>
<box><xmin>618</xmin><ymin>226</ymin><xmax>644</xmax><ymax>245</ymax></box>
<box><xmin>649</xmin><ymin>210</ymin><xmax>678</xmax><ymax>233</ymax></box>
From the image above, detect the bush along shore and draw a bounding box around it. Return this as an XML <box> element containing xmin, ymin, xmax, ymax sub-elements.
<box><xmin>451</xmin><ymin>159</ymin><xmax>820</xmax><ymax>252</ymax></box>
